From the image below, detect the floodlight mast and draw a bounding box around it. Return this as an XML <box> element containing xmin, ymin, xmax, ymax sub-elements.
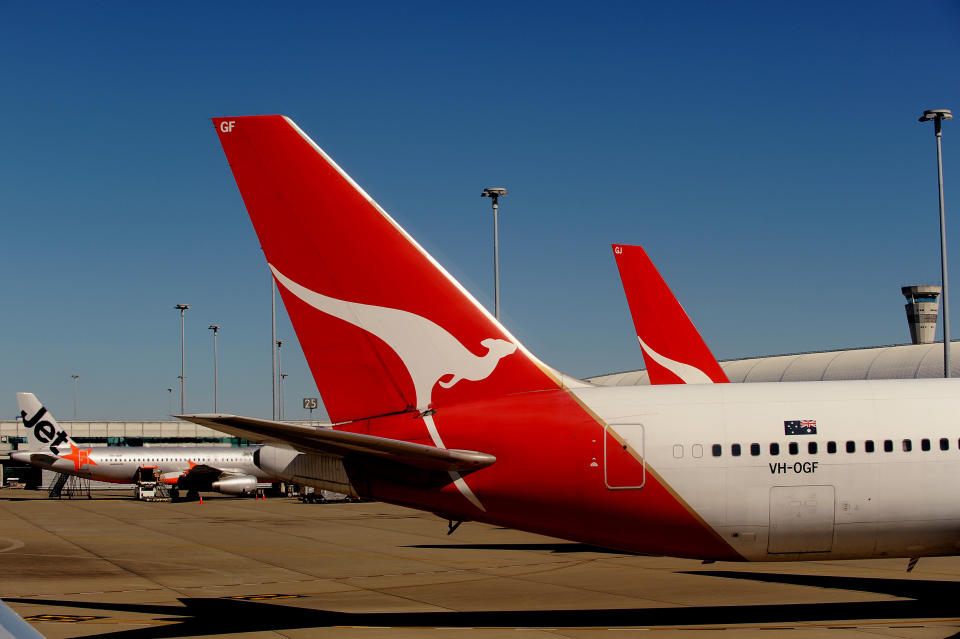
<box><xmin>208</xmin><ymin>325</ymin><xmax>221</xmax><ymax>413</ymax></box>
<box><xmin>481</xmin><ymin>187</ymin><xmax>508</xmax><ymax>320</ymax></box>
<box><xmin>175</xmin><ymin>304</ymin><xmax>190</xmax><ymax>412</ymax></box>
<box><xmin>271</xmin><ymin>276</ymin><xmax>277</xmax><ymax>420</ymax></box>
<box><xmin>919</xmin><ymin>108</ymin><xmax>953</xmax><ymax>377</ymax></box>
<box><xmin>276</xmin><ymin>339</ymin><xmax>285</xmax><ymax>420</ymax></box>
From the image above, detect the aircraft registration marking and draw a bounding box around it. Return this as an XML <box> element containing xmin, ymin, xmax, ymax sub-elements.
<box><xmin>769</xmin><ymin>461</ymin><xmax>819</xmax><ymax>474</ymax></box>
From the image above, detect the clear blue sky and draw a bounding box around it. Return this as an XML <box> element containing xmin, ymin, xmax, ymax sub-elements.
<box><xmin>3</xmin><ymin>1</ymin><xmax>959</xmax><ymax>421</ymax></box>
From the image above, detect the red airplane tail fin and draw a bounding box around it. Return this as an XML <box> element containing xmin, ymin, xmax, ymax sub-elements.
<box><xmin>213</xmin><ymin>116</ymin><xmax>564</xmax><ymax>425</ymax></box>
<box><xmin>612</xmin><ymin>244</ymin><xmax>728</xmax><ymax>384</ymax></box>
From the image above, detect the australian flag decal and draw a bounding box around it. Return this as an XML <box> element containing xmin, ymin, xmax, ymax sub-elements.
<box><xmin>784</xmin><ymin>419</ymin><xmax>817</xmax><ymax>435</ymax></box>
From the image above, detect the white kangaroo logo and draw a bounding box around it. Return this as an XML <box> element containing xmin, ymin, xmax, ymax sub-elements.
<box><xmin>637</xmin><ymin>336</ymin><xmax>713</xmax><ymax>384</ymax></box>
<box><xmin>439</xmin><ymin>338</ymin><xmax>517</xmax><ymax>389</ymax></box>
<box><xmin>270</xmin><ymin>264</ymin><xmax>518</xmax><ymax>511</ymax></box>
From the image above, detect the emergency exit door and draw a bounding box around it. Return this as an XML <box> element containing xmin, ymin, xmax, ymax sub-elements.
<box><xmin>604</xmin><ymin>423</ymin><xmax>645</xmax><ymax>489</ymax></box>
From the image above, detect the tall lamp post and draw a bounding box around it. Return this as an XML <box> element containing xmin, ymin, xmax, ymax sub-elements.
<box><xmin>271</xmin><ymin>276</ymin><xmax>278</xmax><ymax>420</ymax></box>
<box><xmin>71</xmin><ymin>374</ymin><xmax>79</xmax><ymax>420</ymax></box>
<box><xmin>920</xmin><ymin>108</ymin><xmax>953</xmax><ymax>378</ymax></box>
<box><xmin>208</xmin><ymin>325</ymin><xmax>221</xmax><ymax>413</ymax></box>
<box><xmin>175</xmin><ymin>304</ymin><xmax>190</xmax><ymax>412</ymax></box>
<box><xmin>276</xmin><ymin>339</ymin><xmax>285</xmax><ymax>420</ymax></box>
<box><xmin>481</xmin><ymin>188</ymin><xmax>508</xmax><ymax>321</ymax></box>
<box><xmin>280</xmin><ymin>373</ymin><xmax>288</xmax><ymax>421</ymax></box>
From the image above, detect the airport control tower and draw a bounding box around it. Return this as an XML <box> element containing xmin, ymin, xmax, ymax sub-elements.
<box><xmin>902</xmin><ymin>285</ymin><xmax>942</xmax><ymax>344</ymax></box>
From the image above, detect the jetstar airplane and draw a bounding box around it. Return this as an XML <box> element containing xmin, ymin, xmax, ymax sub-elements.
<box><xmin>12</xmin><ymin>393</ymin><xmax>274</xmax><ymax>497</ymax></box>
<box><xmin>185</xmin><ymin>115</ymin><xmax>960</xmax><ymax>565</ymax></box>
<box><xmin>611</xmin><ymin>244</ymin><xmax>729</xmax><ymax>385</ymax></box>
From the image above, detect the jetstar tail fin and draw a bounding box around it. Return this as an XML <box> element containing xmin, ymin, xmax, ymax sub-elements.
<box><xmin>16</xmin><ymin>392</ymin><xmax>78</xmax><ymax>453</ymax></box>
<box><xmin>213</xmin><ymin>116</ymin><xmax>576</xmax><ymax>425</ymax></box>
<box><xmin>611</xmin><ymin>245</ymin><xmax>728</xmax><ymax>384</ymax></box>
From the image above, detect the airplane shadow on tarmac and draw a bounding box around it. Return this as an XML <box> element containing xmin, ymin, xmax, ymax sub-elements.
<box><xmin>6</xmin><ymin>571</ymin><xmax>960</xmax><ymax>638</ymax></box>
<box><xmin>407</xmin><ymin>542</ymin><xmax>639</xmax><ymax>554</ymax></box>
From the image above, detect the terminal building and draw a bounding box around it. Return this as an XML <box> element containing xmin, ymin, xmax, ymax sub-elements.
<box><xmin>587</xmin><ymin>340</ymin><xmax>960</xmax><ymax>386</ymax></box>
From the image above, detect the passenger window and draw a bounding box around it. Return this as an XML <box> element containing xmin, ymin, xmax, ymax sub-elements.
<box><xmin>692</xmin><ymin>444</ymin><xmax>703</xmax><ymax>458</ymax></box>
<box><xmin>788</xmin><ymin>442</ymin><xmax>798</xmax><ymax>455</ymax></box>
<box><xmin>731</xmin><ymin>444</ymin><xmax>741</xmax><ymax>457</ymax></box>
<box><xmin>903</xmin><ymin>439</ymin><xmax>912</xmax><ymax>452</ymax></box>
<box><xmin>770</xmin><ymin>442</ymin><xmax>780</xmax><ymax>455</ymax></box>
<box><xmin>827</xmin><ymin>441</ymin><xmax>837</xmax><ymax>454</ymax></box>
<box><xmin>808</xmin><ymin>441</ymin><xmax>818</xmax><ymax>454</ymax></box>
<box><xmin>940</xmin><ymin>438</ymin><xmax>949</xmax><ymax>451</ymax></box>
<box><xmin>712</xmin><ymin>444</ymin><xmax>722</xmax><ymax>457</ymax></box>
<box><xmin>864</xmin><ymin>440</ymin><xmax>875</xmax><ymax>453</ymax></box>
<box><xmin>750</xmin><ymin>443</ymin><xmax>760</xmax><ymax>456</ymax></box>
<box><xmin>673</xmin><ymin>444</ymin><xmax>683</xmax><ymax>459</ymax></box>
<box><xmin>884</xmin><ymin>439</ymin><xmax>893</xmax><ymax>452</ymax></box>
<box><xmin>846</xmin><ymin>441</ymin><xmax>856</xmax><ymax>453</ymax></box>
<box><xmin>921</xmin><ymin>438</ymin><xmax>931</xmax><ymax>452</ymax></box>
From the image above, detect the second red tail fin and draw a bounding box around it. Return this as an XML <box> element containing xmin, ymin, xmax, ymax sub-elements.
<box><xmin>612</xmin><ymin>244</ymin><xmax>728</xmax><ymax>384</ymax></box>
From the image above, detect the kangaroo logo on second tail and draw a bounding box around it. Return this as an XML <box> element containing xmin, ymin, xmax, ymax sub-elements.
<box><xmin>270</xmin><ymin>265</ymin><xmax>517</xmax><ymax>512</ymax></box>
<box><xmin>637</xmin><ymin>337</ymin><xmax>713</xmax><ymax>384</ymax></box>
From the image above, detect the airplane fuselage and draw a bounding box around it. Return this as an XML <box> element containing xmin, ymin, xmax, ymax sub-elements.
<box><xmin>280</xmin><ymin>377</ymin><xmax>960</xmax><ymax>562</ymax></box>
<box><xmin>11</xmin><ymin>445</ymin><xmax>264</xmax><ymax>485</ymax></box>
<box><xmin>577</xmin><ymin>377</ymin><xmax>960</xmax><ymax>560</ymax></box>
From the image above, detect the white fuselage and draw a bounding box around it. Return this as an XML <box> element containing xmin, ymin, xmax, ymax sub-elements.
<box><xmin>12</xmin><ymin>446</ymin><xmax>266</xmax><ymax>484</ymax></box>
<box><xmin>575</xmin><ymin>377</ymin><xmax>960</xmax><ymax>560</ymax></box>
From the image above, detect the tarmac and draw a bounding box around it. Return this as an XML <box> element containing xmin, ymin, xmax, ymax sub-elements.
<box><xmin>0</xmin><ymin>490</ymin><xmax>958</xmax><ymax>639</ymax></box>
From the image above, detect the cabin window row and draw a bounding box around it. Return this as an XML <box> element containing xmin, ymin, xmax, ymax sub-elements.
<box><xmin>704</xmin><ymin>437</ymin><xmax>953</xmax><ymax>457</ymax></box>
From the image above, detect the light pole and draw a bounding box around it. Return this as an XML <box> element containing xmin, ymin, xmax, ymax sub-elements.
<box><xmin>175</xmin><ymin>304</ymin><xmax>189</xmax><ymax>412</ymax></box>
<box><xmin>276</xmin><ymin>339</ymin><xmax>285</xmax><ymax>420</ymax></box>
<box><xmin>271</xmin><ymin>277</ymin><xmax>278</xmax><ymax>420</ymax></box>
<box><xmin>920</xmin><ymin>108</ymin><xmax>953</xmax><ymax>377</ymax></box>
<box><xmin>208</xmin><ymin>325</ymin><xmax>221</xmax><ymax>413</ymax></box>
<box><xmin>481</xmin><ymin>188</ymin><xmax>508</xmax><ymax>321</ymax></box>
<box><xmin>167</xmin><ymin>387</ymin><xmax>173</xmax><ymax>415</ymax></box>
<box><xmin>71</xmin><ymin>374</ymin><xmax>79</xmax><ymax>420</ymax></box>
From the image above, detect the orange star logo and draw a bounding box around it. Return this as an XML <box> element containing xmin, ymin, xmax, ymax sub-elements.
<box><xmin>61</xmin><ymin>443</ymin><xmax>97</xmax><ymax>472</ymax></box>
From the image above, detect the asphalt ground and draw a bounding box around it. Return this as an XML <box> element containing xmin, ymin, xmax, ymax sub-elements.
<box><xmin>0</xmin><ymin>490</ymin><xmax>958</xmax><ymax>639</ymax></box>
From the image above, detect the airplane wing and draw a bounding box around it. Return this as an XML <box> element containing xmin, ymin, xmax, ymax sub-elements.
<box><xmin>178</xmin><ymin>463</ymin><xmax>224</xmax><ymax>480</ymax></box>
<box><xmin>176</xmin><ymin>414</ymin><xmax>496</xmax><ymax>473</ymax></box>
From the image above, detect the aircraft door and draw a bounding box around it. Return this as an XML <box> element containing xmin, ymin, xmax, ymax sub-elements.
<box><xmin>604</xmin><ymin>423</ymin><xmax>645</xmax><ymax>490</ymax></box>
<box><xmin>768</xmin><ymin>485</ymin><xmax>835</xmax><ymax>553</ymax></box>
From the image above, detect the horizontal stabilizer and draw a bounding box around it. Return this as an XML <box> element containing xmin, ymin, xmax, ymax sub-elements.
<box><xmin>176</xmin><ymin>414</ymin><xmax>496</xmax><ymax>473</ymax></box>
